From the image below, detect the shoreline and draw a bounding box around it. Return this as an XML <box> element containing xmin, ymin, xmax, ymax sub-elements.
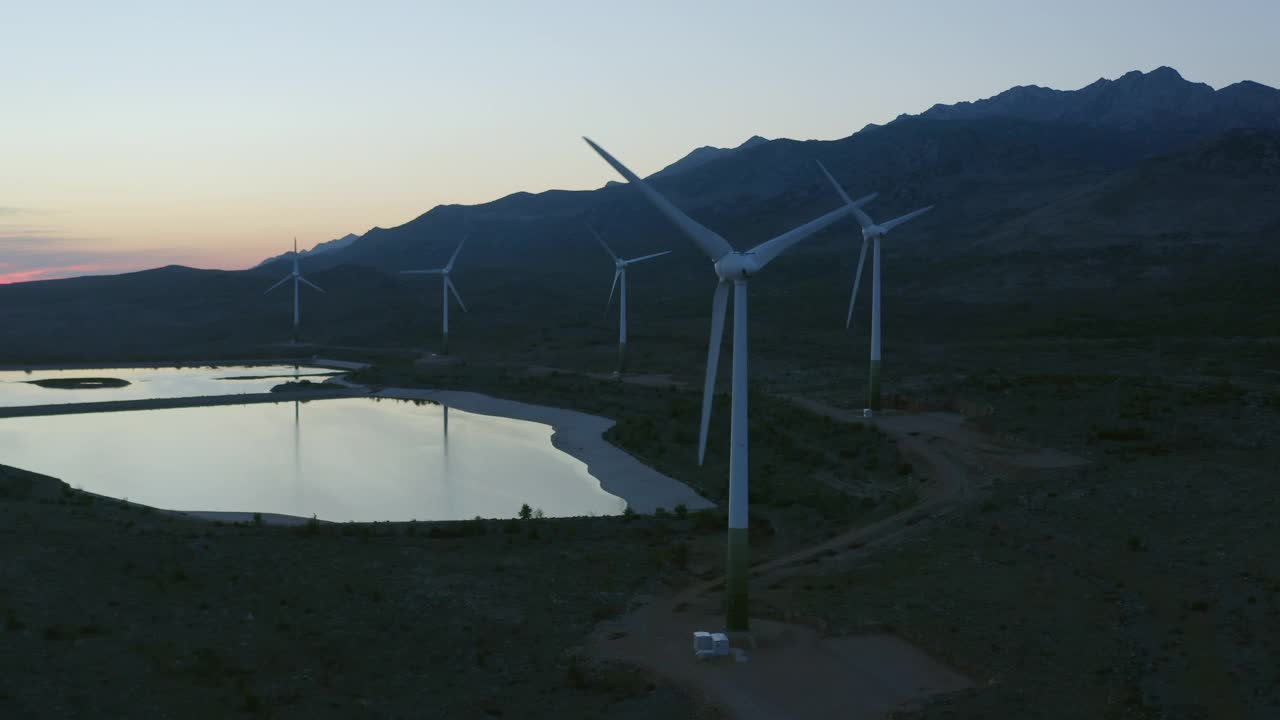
<box><xmin>0</xmin><ymin>389</ymin><xmax>367</xmax><ymax>419</ymax></box>
<box><xmin>0</xmin><ymin>380</ymin><xmax>713</xmax><ymax>516</ymax></box>
<box><xmin>375</xmin><ymin>388</ymin><xmax>715</xmax><ymax>514</ymax></box>
<box><xmin>0</xmin><ymin>357</ymin><xmax>369</xmax><ymax>372</ymax></box>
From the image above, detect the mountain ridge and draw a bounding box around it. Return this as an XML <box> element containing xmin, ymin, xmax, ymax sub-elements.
<box><xmin>256</xmin><ymin>233</ymin><xmax>362</xmax><ymax>268</ymax></box>
<box><xmin>269</xmin><ymin>67</ymin><xmax>1279</xmax><ymax>271</ymax></box>
<box><xmin>916</xmin><ymin>66</ymin><xmax>1280</xmax><ymax>137</ymax></box>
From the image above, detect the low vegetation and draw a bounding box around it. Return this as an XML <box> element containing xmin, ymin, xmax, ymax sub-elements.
<box><xmin>0</xmin><ymin>467</ymin><xmax>723</xmax><ymax>719</ymax></box>
<box><xmin>760</xmin><ymin>355</ymin><xmax>1280</xmax><ymax>718</ymax></box>
<box><xmin>353</xmin><ymin>360</ymin><xmax>912</xmax><ymax>558</ymax></box>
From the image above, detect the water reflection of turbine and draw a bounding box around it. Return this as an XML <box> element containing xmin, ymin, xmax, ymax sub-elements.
<box><xmin>293</xmin><ymin>399</ymin><xmax>303</xmax><ymax>515</ymax></box>
<box><xmin>441</xmin><ymin>404</ymin><xmax>455</xmax><ymax>520</ymax></box>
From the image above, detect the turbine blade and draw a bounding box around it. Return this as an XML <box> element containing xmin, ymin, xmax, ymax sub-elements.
<box><xmin>605</xmin><ymin>269</ymin><xmax>620</xmax><ymax>314</ymax></box>
<box><xmin>583</xmin><ymin>137</ymin><xmax>733</xmax><ymax>261</ymax></box>
<box><xmin>846</xmin><ymin>239</ymin><xmax>869</xmax><ymax>329</ymax></box>
<box><xmin>748</xmin><ymin>204</ymin><xmax>851</xmax><ymax>269</ymax></box>
<box><xmin>264</xmin><ymin>275</ymin><xmax>290</xmax><ymax>294</ymax></box>
<box><xmin>587</xmin><ymin>225</ymin><xmax>619</xmax><ymax>262</ymax></box>
<box><xmin>625</xmin><ymin>250</ymin><xmax>672</xmax><ymax>265</ymax></box>
<box><xmin>816</xmin><ymin>161</ymin><xmax>877</xmax><ymax>229</ymax></box>
<box><xmin>447</xmin><ymin>277</ymin><xmax>467</xmax><ymax>312</ymax></box>
<box><xmin>879</xmin><ymin>205</ymin><xmax>934</xmax><ymax>233</ymax></box>
<box><xmin>445</xmin><ymin>233</ymin><xmax>470</xmax><ymax>272</ymax></box>
<box><xmin>299</xmin><ymin>276</ymin><xmax>325</xmax><ymax>293</ymax></box>
<box><xmin>698</xmin><ymin>281</ymin><xmax>731</xmax><ymax>466</ymax></box>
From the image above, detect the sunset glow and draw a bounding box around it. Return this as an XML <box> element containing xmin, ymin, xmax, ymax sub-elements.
<box><xmin>3</xmin><ymin>1</ymin><xmax>1276</xmax><ymax>283</ymax></box>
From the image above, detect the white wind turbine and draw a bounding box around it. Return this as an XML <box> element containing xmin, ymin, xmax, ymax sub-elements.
<box><xmin>264</xmin><ymin>238</ymin><xmax>325</xmax><ymax>340</ymax></box>
<box><xmin>817</xmin><ymin>162</ymin><xmax>932</xmax><ymax>413</ymax></box>
<box><xmin>585</xmin><ymin>137</ymin><xmax>874</xmax><ymax>631</ymax></box>
<box><xmin>401</xmin><ymin>234</ymin><xmax>469</xmax><ymax>355</ymax></box>
<box><xmin>588</xmin><ymin>225</ymin><xmax>671</xmax><ymax>373</ymax></box>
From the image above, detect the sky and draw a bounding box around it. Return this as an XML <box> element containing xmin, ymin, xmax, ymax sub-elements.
<box><xmin>3</xmin><ymin>0</ymin><xmax>1278</xmax><ymax>283</ymax></box>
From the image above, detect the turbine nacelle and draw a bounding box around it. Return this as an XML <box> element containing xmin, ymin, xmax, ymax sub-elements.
<box><xmin>713</xmin><ymin>252</ymin><xmax>759</xmax><ymax>282</ymax></box>
<box><xmin>862</xmin><ymin>225</ymin><xmax>887</xmax><ymax>241</ymax></box>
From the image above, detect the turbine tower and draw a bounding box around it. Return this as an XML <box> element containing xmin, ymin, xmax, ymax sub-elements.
<box><xmin>589</xmin><ymin>225</ymin><xmax>671</xmax><ymax>374</ymax></box>
<box><xmin>817</xmin><ymin>162</ymin><xmax>932</xmax><ymax>413</ymax></box>
<box><xmin>401</xmin><ymin>234</ymin><xmax>469</xmax><ymax>355</ymax></box>
<box><xmin>585</xmin><ymin>137</ymin><xmax>872</xmax><ymax>632</ymax></box>
<box><xmin>264</xmin><ymin>238</ymin><xmax>325</xmax><ymax>341</ymax></box>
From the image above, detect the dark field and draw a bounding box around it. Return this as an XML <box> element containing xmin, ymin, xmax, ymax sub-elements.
<box><xmin>0</xmin><ymin>467</ymin><xmax>723</xmax><ymax>719</ymax></box>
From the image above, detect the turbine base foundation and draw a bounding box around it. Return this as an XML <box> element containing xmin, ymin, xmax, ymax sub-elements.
<box><xmin>868</xmin><ymin>360</ymin><xmax>882</xmax><ymax>412</ymax></box>
<box><xmin>725</xmin><ymin>527</ymin><xmax>749</xmax><ymax>631</ymax></box>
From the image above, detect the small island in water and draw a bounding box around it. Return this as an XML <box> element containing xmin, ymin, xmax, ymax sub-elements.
<box><xmin>269</xmin><ymin>380</ymin><xmax>332</xmax><ymax>393</ymax></box>
<box><xmin>25</xmin><ymin>377</ymin><xmax>131</xmax><ymax>390</ymax></box>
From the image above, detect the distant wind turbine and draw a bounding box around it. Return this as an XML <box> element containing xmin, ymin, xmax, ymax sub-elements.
<box><xmin>817</xmin><ymin>162</ymin><xmax>932</xmax><ymax>413</ymax></box>
<box><xmin>401</xmin><ymin>234</ymin><xmax>469</xmax><ymax>355</ymax></box>
<box><xmin>588</xmin><ymin>225</ymin><xmax>671</xmax><ymax>374</ymax></box>
<box><xmin>264</xmin><ymin>238</ymin><xmax>325</xmax><ymax>340</ymax></box>
<box><xmin>584</xmin><ymin>137</ymin><xmax>872</xmax><ymax>632</ymax></box>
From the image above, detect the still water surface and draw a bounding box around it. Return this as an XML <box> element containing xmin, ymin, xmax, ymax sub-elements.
<box><xmin>0</xmin><ymin>365</ymin><xmax>337</xmax><ymax>406</ymax></box>
<box><xmin>0</xmin><ymin>398</ymin><xmax>625</xmax><ymax>521</ymax></box>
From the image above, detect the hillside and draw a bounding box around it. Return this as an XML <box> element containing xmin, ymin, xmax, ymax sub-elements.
<box><xmin>5</xmin><ymin>67</ymin><xmax>1279</xmax><ymax>364</ymax></box>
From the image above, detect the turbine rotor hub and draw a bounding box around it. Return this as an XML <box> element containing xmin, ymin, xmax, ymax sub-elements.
<box><xmin>863</xmin><ymin>225</ymin><xmax>886</xmax><ymax>241</ymax></box>
<box><xmin>714</xmin><ymin>252</ymin><xmax>757</xmax><ymax>282</ymax></box>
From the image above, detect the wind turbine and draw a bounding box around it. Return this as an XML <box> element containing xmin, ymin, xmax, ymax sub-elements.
<box><xmin>588</xmin><ymin>225</ymin><xmax>671</xmax><ymax>374</ymax></box>
<box><xmin>401</xmin><ymin>234</ymin><xmax>469</xmax><ymax>355</ymax></box>
<box><xmin>817</xmin><ymin>162</ymin><xmax>932</xmax><ymax>413</ymax></box>
<box><xmin>264</xmin><ymin>238</ymin><xmax>325</xmax><ymax>341</ymax></box>
<box><xmin>584</xmin><ymin>137</ymin><xmax>873</xmax><ymax>631</ymax></box>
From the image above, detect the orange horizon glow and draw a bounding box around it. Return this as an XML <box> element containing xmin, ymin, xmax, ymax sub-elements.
<box><xmin>0</xmin><ymin>264</ymin><xmax>111</xmax><ymax>285</ymax></box>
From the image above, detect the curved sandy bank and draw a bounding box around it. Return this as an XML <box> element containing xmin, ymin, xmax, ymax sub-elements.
<box><xmin>375</xmin><ymin>387</ymin><xmax>715</xmax><ymax>514</ymax></box>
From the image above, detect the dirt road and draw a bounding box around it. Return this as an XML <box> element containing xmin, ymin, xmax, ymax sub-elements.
<box><xmin>592</xmin><ymin>404</ymin><xmax>1085</xmax><ymax>719</ymax></box>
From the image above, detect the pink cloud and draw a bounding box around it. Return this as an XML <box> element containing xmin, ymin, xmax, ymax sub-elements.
<box><xmin>0</xmin><ymin>263</ymin><xmax>115</xmax><ymax>284</ymax></box>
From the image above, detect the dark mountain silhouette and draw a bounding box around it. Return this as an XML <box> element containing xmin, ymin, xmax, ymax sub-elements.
<box><xmin>648</xmin><ymin>136</ymin><xmax>770</xmax><ymax>179</ymax></box>
<box><xmin>291</xmin><ymin>68</ymin><xmax>1277</xmax><ymax>277</ymax></box>
<box><xmin>917</xmin><ymin>67</ymin><xmax>1280</xmax><ymax>149</ymax></box>
<box><xmin>979</xmin><ymin>128</ymin><xmax>1280</xmax><ymax>254</ymax></box>
<box><xmin>256</xmin><ymin>233</ymin><xmax>362</xmax><ymax>268</ymax></box>
<box><xmin>4</xmin><ymin>67</ymin><xmax>1278</xmax><ymax>363</ymax></box>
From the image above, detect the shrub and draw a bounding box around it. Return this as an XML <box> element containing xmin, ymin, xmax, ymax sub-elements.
<box><xmin>674</xmin><ymin>503</ymin><xmax>688</xmax><ymax>518</ymax></box>
<box><xmin>1091</xmin><ymin>424</ymin><xmax>1151</xmax><ymax>442</ymax></box>
<box><xmin>693</xmin><ymin>510</ymin><xmax>723</xmax><ymax>533</ymax></box>
<box><xmin>519</xmin><ymin>503</ymin><xmax>532</xmax><ymax>520</ymax></box>
<box><xmin>565</xmin><ymin>654</ymin><xmax>591</xmax><ymax>689</ymax></box>
<box><xmin>622</xmin><ymin>506</ymin><xmax>637</xmax><ymax>522</ymax></box>
<box><xmin>667</xmin><ymin>542</ymin><xmax>689</xmax><ymax>570</ymax></box>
